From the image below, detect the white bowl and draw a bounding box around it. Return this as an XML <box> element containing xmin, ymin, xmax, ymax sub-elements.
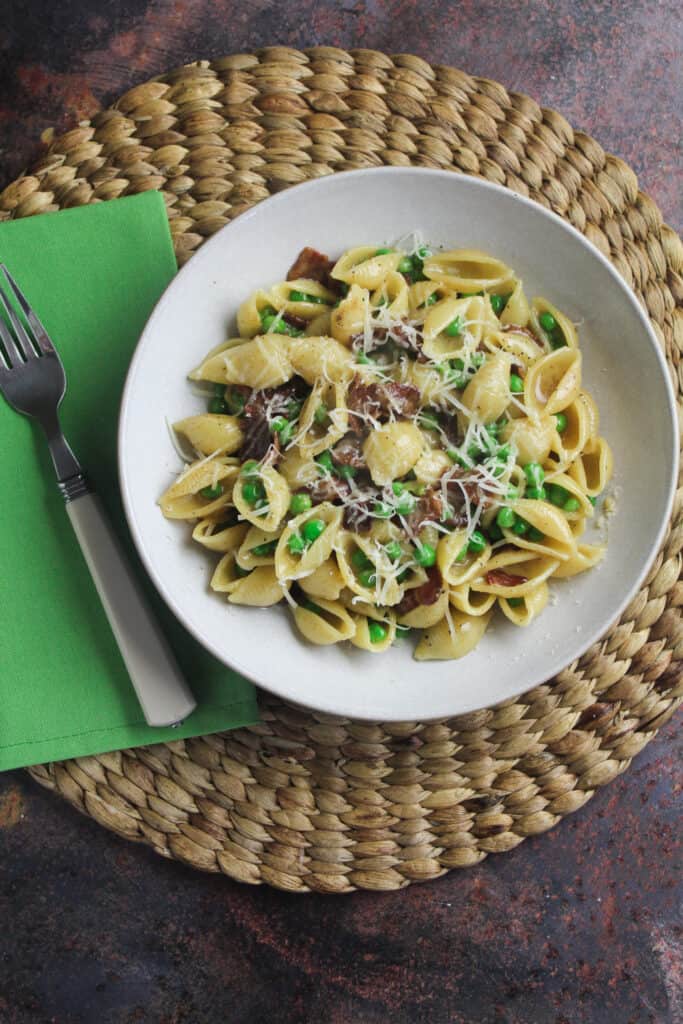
<box><xmin>119</xmin><ymin>168</ymin><xmax>679</xmax><ymax>721</ymax></box>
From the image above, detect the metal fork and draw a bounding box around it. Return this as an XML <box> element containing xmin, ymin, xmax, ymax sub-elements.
<box><xmin>0</xmin><ymin>265</ymin><xmax>196</xmax><ymax>727</ymax></box>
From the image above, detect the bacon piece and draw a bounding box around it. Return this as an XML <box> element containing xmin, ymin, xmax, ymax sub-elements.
<box><xmin>332</xmin><ymin>435</ymin><xmax>365</xmax><ymax>469</ymax></box>
<box><xmin>286</xmin><ymin>246</ymin><xmax>334</xmax><ymax>284</ymax></box>
<box><xmin>343</xmin><ymin>501</ymin><xmax>373</xmax><ymax>533</ymax></box>
<box><xmin>306</xmin><ymin>475</ymin><xmax>352</xmax><ymax>505</ymax></box>
<box><xmin>485</xmin><ymin>569</ymin><xmax>528</xmax><ymax>587</ymax></box>
<box><xmin>282</xmin><ymin>312</ymin><xmax>307</xmax><ymax>331</ymax></box>
<box><xmin>239</xmin><ymin>381</ymin><xmax>305</xmax><ymax>462</ymax></box>
<box><xmin>396</xmin><ymin>566</ymin><xmax>442</xmax><ymax>614</ymax></box>
<box><xmin>346</xmin><ymin>376</ymin><xmax>420</xmax><ymax>434</ymax></box>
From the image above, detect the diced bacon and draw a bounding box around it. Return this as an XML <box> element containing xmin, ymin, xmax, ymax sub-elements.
<box><xmin>332</xmin><ymin>435</ymin><xmax>365</xmax><ymax>468</ymax></box>
<box><xmin>485</xmin><ymin>569</ymin><xmax>529</xmax><ymax>587</ymax></box>
<box><xmin>502</xmin><ymin>324</ymin><xmax>542</xmax><ymax>346</ymax></box>
<box><xmin>286</xmin><ymin>247</ymin><xmax>334</xmax><ymax>284</ymax></box>
<box><xmin>396</xmin><ymin>566</ymin><xmax>442</xmax><ymax>614</ymax></box>
<box><xmin>346</xmin><ymin>376</ymin><xmax>420</xmax><ymax>434</ymax></box>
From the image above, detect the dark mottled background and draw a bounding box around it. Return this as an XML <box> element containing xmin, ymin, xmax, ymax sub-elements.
<box><xmin>0</xmin><ymin>2</ymin><xmax>681</xmax><ymax>1023</ymax></box>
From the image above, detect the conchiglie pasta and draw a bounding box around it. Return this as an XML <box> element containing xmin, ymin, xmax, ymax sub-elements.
<box><xmin>174</xmin><ymin>414</ymin><xmax>244</xmax><ymax>456</ymax></box>
<box><xmin>363</xmin><ymin>421</ymin><xmax>424</xmax><ymax>486</ymax></box>
<box><xmin>525</xmin><ymin>347</ymin><xmax>582</xmax><ymax>417</ymax></box>
<box><xmin>499</xmin><ymin>581</ymin><xmax>549</xmax><ymax>625</ymax></box>
<box><xmin>222</xmin><ymin>335</ymin><xmax>293</xmax><ymax>389</ymax></box>
<box><xmin>331</xmin><ymin>246</ymin><xmax>402</xmax><ymax>288</ymax></box>
<box><xmin>289</xmin><ymin>336</ymin><xmax>354</xmax><ymax>384</ymax></box>
<box><xmin>164</xmin><ymin>240</ymin><xmax>613</xmax><ymax>663</ymax></box>
<box><xmin>158</xmin><ymin>457</ymin><xmax>239</xmax><ymax>519</ymax></box>
<box><xmin>330</xmin><ymin>284</ymin><xmax>370</xmax><ymax>346</ymax></box>
<box><xmin>461</xmin><ymin>351</ymin><xmax>514</xmax><ymax>423</ymax></box>
<box><xmin>233</xmin><ymin>466</ymin><xmax>291</xmax><ymax>532</ymax></box>
<box><xmin>228</xmin><ymin>566</ymin><xmax>289</xmax><ymax>606</ymax></box>
<box><xmin>293</xmin><ymin>597</ymin><xmax>356</xmax><ymax>645</ymax></box>
<box><xmin>414</xmin><ymin>609</ymin><xmax>492</xmax><ymax>660</ymax></box>
<box><xmin>499</xmin><ymin>280</ymin><xmax>530</xmax><ymax>327</ymax></box>
<box><xmin>423</xmin><ymin>249</ymin><xmax>515</xmax><ymax>292</ymax></box>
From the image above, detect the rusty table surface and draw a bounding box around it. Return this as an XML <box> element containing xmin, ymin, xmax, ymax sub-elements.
<box><xmin>0</xmin><ymin>3</ymin><xmax>681</xmax><ymax>1023</ymax></box>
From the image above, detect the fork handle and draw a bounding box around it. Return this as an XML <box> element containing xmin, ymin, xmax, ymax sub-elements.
<box><xmin>66</xmin><ymin>492</ymin><xmax>197</xmax><ymax>727</ymax></box>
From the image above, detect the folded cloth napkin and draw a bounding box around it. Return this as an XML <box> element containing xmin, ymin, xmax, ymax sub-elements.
<box><xmin>0</xmin><ymin>193</ymin><xmax>258</xmax><ymax>771</ymax></box>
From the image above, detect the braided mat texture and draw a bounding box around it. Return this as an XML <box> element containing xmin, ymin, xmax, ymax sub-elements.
<box><xmin>2</xmin><ymin>48</ymin><xmax>681</xmax><ymax>892</ymax></box>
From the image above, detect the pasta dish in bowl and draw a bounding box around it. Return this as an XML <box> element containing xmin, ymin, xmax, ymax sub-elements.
<box><xmin>159</xmin><ymin>241</ymin><xmax>612</xmax><ymax>661</ymax></box>
<box><xmin>119</xmin><ymin>168</ymin><xmax>677</xmax><ymax>719</ymax></box>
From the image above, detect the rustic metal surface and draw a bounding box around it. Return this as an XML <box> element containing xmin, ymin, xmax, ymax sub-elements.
<box><xmin>1</xmin><ymin>1</ymin><xmax>682</xmax><ymax>1021</ymax></box>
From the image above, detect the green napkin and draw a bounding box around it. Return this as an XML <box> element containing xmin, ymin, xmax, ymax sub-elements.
<box><xmin>0</xmin><ymin>193</ymin><xmax>258</xmax><ymax>771</ymax></box>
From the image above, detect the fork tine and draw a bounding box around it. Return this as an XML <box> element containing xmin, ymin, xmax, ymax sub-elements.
<box><xmin>0</xmin><ymin>302</ymin><xmax>26</xmax><ymax>369</ymax></box>
<box><xmin>0</xmin><ymin>276</ymin><xmax>38</xmax><ymax>360</ymax></box>
<box><xmin>0</xmin><ymin>266</ymin><xmax>55</xmax><ymax>355</ymax></box>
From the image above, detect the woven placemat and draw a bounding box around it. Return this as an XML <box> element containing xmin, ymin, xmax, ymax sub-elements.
<box><xmin>2</xmin><ymin>48</ymin><xmax>681</xmax><ymax>893</ymax></box>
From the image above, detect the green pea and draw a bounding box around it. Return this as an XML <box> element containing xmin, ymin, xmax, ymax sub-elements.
<box><xmin>471</xmin><ymin>352</ymin><xmax>485</xmax><ymax>369</ymax></box>
<box><xmin>509</xmin><ymin>373</ymin><xmax>524</xmax><ymax>393</ymax></box>
<box><xmin>524</xmin><ymin>462</ymin><xmax>545</xmax><ymax>488</ymax></box>
<box><xmin>336</xmin><ymin>464</ymin><xmax>357</xmax><ymax>480</ymax></box>
<box><xmin>444</xmin><ymin>315</ymin><xmax>464</xmax><ymax>337</ymax></box>
<box><xmin>311</xmin><ymin>403</ymin><xmax>328</xmax><ymax>426</ymax></box>
<box><xmin>352</xmin><ymin>548</ymin><xmax>373</xmax><ymax>570</ymax></box>
<box><xmin>286</xmin><ymin>399</ymin><xmax>303</xmax><ymax>419</ymax></box>
<box><xmin>526</xmin><ymin>486</ymin><xmax>547</xmax><ymax>500</ymax></box>
<box><xmin>416</xmin><ymin>246</ymin><xmax>431</xmax><ymax>260</ymax></box>
<box><xmin>271</xmin><ymin>416</ymin><xmax>288</xmax><ymax>434</ymax></box>
<box><xmin>563</xmin><ymin>497</ymin><xmax>581</xmax><ymax>513</ymax></box>
<box><xmin>259</xmin><ymin>305</ymin><xmax>276</xmax><ymax>324</ymax></box>
<box><xmin>398</xmin><ymin>256</ymin><xmax>413</xmax><ymax>273</ymax></box>
<box><xmin>554</xmin><ymin>412</ymin><xmax>568</xmax><ymax>433</ymax></box>
<box><xmin>468</xmin><ymin>531</ymin><xmax>486</xmax><ymax>554</ymax></box>
<box><xmin>368</xmin><ymin>621</ymin><xmax>387</xmax><ymax>644</ymax></box>
<box><xmin>547</xmin><ymin>484</ymin><xmax>570</xmax><ymax>507</ymax></box>
<box><xmin>373</xmin><ymin>501</ymin><xmax>394</xmax><ymax>519</ymax></box>
<box><xmin>289</xmin><ymin>493</ymin><xmax>312</xmax><ymax>515</ymax></box>
<box><xmin>506</xmin><ymin>485</ymin><xmax>519</xmax><ymax>501</ymax></box>
<box><xmin>289</xmin><ymin>290</ymin><xmax>327</xmax><ymax>304</ymax></box>
<box><xmin>356</xmin><ymin>352</ymin><xmax>374</xmax><ymax>365</ymax></box>
<box><xmin>241</xmin><ymin>460</ymin><xmax>259</xmax><ymax>476</ymax></box>
<box><xmin>423</xmin><ymin>292</ymin><xmax>439</xmax><ymax>307</ymax></box>
<box><xmin>497</xmin><ymin>507</ymin><xmax>515</xmax><ymax>529</ymax></box>
<box><xmin>279</xmin><ymin>421</ymin><xmax>295</xmax><ymax>446</ymax></box>
<box><xmin>512</xmin><ymin>517</ymin><xmax>529</xmax><ymax>536</ymax></box>
<box><xmin>261</xmin><ymin>312</ymin><xmax>279</xmax><ymax>332</ymax></box>
<box><xmin>251</xmin><ymin>540</ymin><xmax>278</xmax><ymax>557</ymax></box>
<box><xmin>359</xmin><ymin>568</ymin><xmax>377</xmax><ymax>588</ymax></box>
<box><xmin>395</xmin><ymin>623</ymin><xmax>411</xmax><ymax>637</ymax></box>
<box><xmin>302</xmin><ymin>519</ymin><xmax>326</xmax><ymax>543</ymax></box>
<box><xmin>490</xmin><ymin>294</ymin><xmax>507</xmax><ymax>316</ymax></box>
<box><xmin>414</xmin><ymin>542</ymin><xmax>436</xmax><ymax>567</ymax></box>
<box><xmin>234</xmin><ymin>564</ymin><xmax>250</xmax><ymax>578</ymax></box>
<box><xmin>287</xmin><ymin>533</ymin><xmax>306</xmax><ymax>555</ymax></box>
<box><xmin>391</xmin><ymin>481</ymin><xmax>405</xmax><ymax>496</ymax></box>
<box><xmin>208</xmin><ymin>397</ymin><xmax>228</xmax><ymax>414</ymax></box>
<box><xmin>508</xmin><ymin>597</ymin><xmax>524</xmax><ymax>607</ymax></box>
<box><xmin>241</xmin><ymin>481</ymin><xmax>263</xmax><ymax>505</ymax></box>
<box><xmin>451</xmin><ymin>357</ymin><xmax>465</xmax><ymax>371</ymax></box>
<box><xmin>384</xmin><ymin>541</ymin><xmax>403</xmax><ymax>561</ymax></box>
<box><xmin>455</xmin><ymin>544</ymin><xmax>469</xmax><ymax>563</ymax></box>
<box><xmin>200</xmin><ymin>483</ymin><xmax>224</xmax><ymax>500</ymax></box>
<box><xmin>589</xmin><ymin>495</ymin><xmax>598</xmax><ymax>506</ymax></box>
<box><xmin>375</xmin><ymin>296</ymin><xmax>389</xmax><ymax>307</ymax></box>
<box><xmin>527</xmin><ymin>526</ymin><xmax>545</xmax><ymax>542</ymax></box>
<box><xmin>397</xmin><ymin>568</ymin><xmax>411</xmax><ymax>582</ymax></box>
<box><xmin>316</xmin><ymin>450</ymin><xmax>335</xmax><ymax>475</ymax></box>
<box><xmin>419</xmin><ymin>410</ymin><xmax>440</xmax><ymax>431</ymax></box>
<box><xmin>395</xmin><ymin>491</ymin><xmax>417</xmax><ymax>515</ymax></box>
<box><xmin>375</xmin><ymin>247</ymin><xmax>394</xmax><ymax>255</ymax></box>
<box><xmin>303</xmin><ymin>599</ymin><xmax>323</xmax><ymax>614</ymax></box>
<box><xmin>450</xmin><ymin>372</ymin><xmax>469</xmax><ymax>390</ymax></box>
<box><xmin>539</xmin><ymin>311</ymin><xmax>557</xmax><ymax>333</ymax></box>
